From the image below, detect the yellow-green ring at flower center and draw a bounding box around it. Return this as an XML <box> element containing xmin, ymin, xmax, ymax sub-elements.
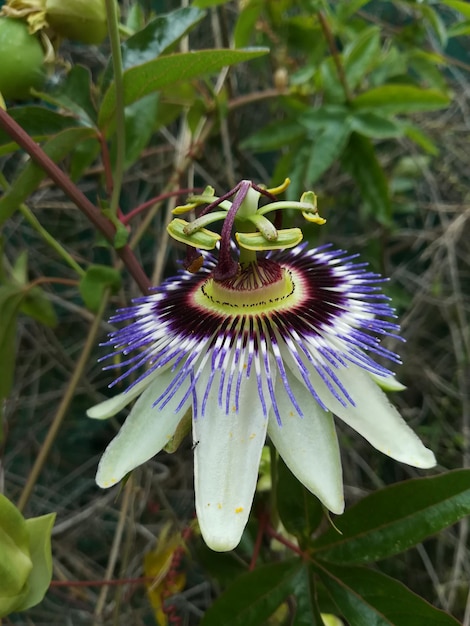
<box><xmin>194</xmin><ymin>265</ymin><xmax>300</xmax><ymax>314</ymax></box>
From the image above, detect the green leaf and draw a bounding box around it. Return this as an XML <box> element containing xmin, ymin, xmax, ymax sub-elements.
<box><xmin>319</xmin><ymin>58</ymin><xmax>347</xmax><ymax>104</ymax></box>
<box><xmin>125</xmin><ymin>2</ymin><xmax>145</xmax><ymax>32</ymax></box>
<box><xmin>290</xmin><ymin>564</ymin><xmax>325</xmax><ymax>626</ymax></box>
<box><xmin>193</xmin><ymin>0</ymin><xmax>230</xmax><ymax>7</ymax></box>
<box><xmin>102</xmin><ymin>7</ymin><xmax>206</xmax><ymax>88</ymax></box>
<box><xmin>11</xmin><ymin>250</ymin><xmax>28</xmax><ymax>285</ymax></box>
<box><xmin>99</xmin><ymin>48</ymin><xmax>269</xmax><ymax>129</ymax></box>
<box><xmin>343</xmin><ymin>26</ymin><xmax>381</xmax><ymax>91</ymax></box>
<box><xmin>313</xmin><ymin>470</ymin><xmax>470</xmax><ymax>565</ymax></box>
<box><xmin>20</xmin><ymin>287</ymin><xmax>58</xmax><ymax>328</ymax></box>
<box><xmin>440</xmin><ymin>0</ymin><xmax>470</xmax><ymax>18</ymax></box>
<box><xmin>0</xmin><ymin>127</ymin><xmax>97</xmax><ymax>226</ymax></box>
<box><xmin>200</xmin><ymin>560</ymin><xmax>302</xmax><ymax>626</ymax></box>
<box><xmin>277</xmin><ymin>458</ymin><xmax>324</xmax><ymax>541</ymax></box>
<box><xmin>349</xmin><ymin>112</ymin><xmax>403</xmax><ymax>139</ymax></box>
<box><xmin>353</xmin><ymin>85</ymin><xmax>450</xmax><ymax>114</ymax></box>
<box><xmin>341</xmin><ymin>132</ymin><xmax>391</xmax><ymax>224</ymax></box>
<box><xmin>112</xmin><ymin>92</ymin><xmax>159</xmax><ymax>169</ymax></box>
<box><xmin>335</xmin><ymin>0</ymin><xmax>372</xmax><ymax>21</ymax></box>
<box><xmin>234</xmin><ymin>0</ymin><xmax>264</xmax><ymax>48</ymax></box>
<box><xmin>69</xmin><ymin>137</ymin><xmax>101</xmax><ymax>181</ymax></box>
<box><xmin>19</xmin><ymin>513</ymin><xmax>55</xmax><ymax>611</ymax></box>
<box><xmin>368</xmin><ymin>46</ymin><xmax>407</xmax><ymax>87</ymax></box>
<box><xmin>79</xmin><ymin>265</ymin><xmax>121</xmax><ymax>312</ymax></box>
<box><xmin>447</xmin><ymin>19</ymin><xmax>470</xmax><ymax>37</ymax></box>
<box><xmin>401</xmin><ymin>122</ymin><xmax>438</xmax><ymax>155</ymax></box>
<box><xmin>0</xmin><ymin>107</ymin><xmax>82</xmax><ymax>156</ymax></box>
<box><xmin>37</xmin><ymin>65</ymin><xmax>97</xmax><ymax>125</ymax></box>
<box><xmin>299</xmin><ymin>107</ymin><xmax>352</xmax><ymax>183</ymax></box>
<box><xmin>241</xmin><ymin>121</ymin><xmax>305</xmax><ymax>152</ymax></box>
<box><xmin>299</xmin><ymin>106</ymin><xmax>349</xmax><ymax>131</ymax></box>
<box><xmin>408</xmin><ymin>51</ymin><xmax>448</xmax><ymax>92</ymax></box>
<box><xmin>305</xmin><ymin>120</ymin><xmax>351</xmax><ymax>184</ymax></box>
<box><xmin>421</xmin><ymin>6</ymin><xmax>448</xmax><ymax>48</ymax></box>
<box><xmin>318</xmin><ymin>564</ymin><xmax>461</xmax><ymax>626</ymax></box>
<box><xmin>288</xmin><ymin>143</ymin><xmax>312</xmax><ymax>201</ymax></box>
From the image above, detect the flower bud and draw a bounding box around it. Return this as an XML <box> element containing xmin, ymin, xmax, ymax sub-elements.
<box><xmin>0</xmin><ymin>494</ymin><xmax>55</xmax><ymax>617</ymax></box>
<box><xmin>0</xmin><ymin>495</ymin><xmax>33</xmax><ymax>615</ymax></box>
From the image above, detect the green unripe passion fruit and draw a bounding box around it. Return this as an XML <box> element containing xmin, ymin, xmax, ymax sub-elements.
<box><xmin>45</xmin><ymin>0</ymin><xmax>108</xmax><ymax>45</ymax></box>
<box><xmin>0</xmin><ymin>17</ymin><xmax>46</xmax><ymax>100</ymax></box>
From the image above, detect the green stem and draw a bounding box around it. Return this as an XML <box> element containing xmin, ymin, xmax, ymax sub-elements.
<box><xmin>17</xmin><ymin>291</ymin><xmax>110</xmax><ymax>512</ymax></box>
<box><xmin>105</xmin><ymin>0</ymin><xmax>126</xmax><ymax>218</ymax></box>
<box><xmin>0</xmin><ymin>171</ymin><xmax>85</xmax><ymax>276</ymax></box>
<box><xmin>317</xmin><ymin>10</ymin><xmax>353</xmax><ymax>103</ymax></box>
<box><xmin>21</xmin><ymin>205</ymin><xmax>85</xmax><ymax>276</ymax></box>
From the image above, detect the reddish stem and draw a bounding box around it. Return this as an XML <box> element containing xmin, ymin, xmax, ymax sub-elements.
<box><xmin>265</xmin><ymin>524</ymin><xmax>307</xmax><ymax>559</ymax></box>
<box><xmin>97</xmin><ymin>131</ymin><xmax>114</xmax><ymax>197</ymax></box>
<box><xmin>121</xmin><ymin>188</ymin><xmax>203</xmax><ymax>225</ymax></box>
<box><xmin>250</xmin><ymin>509</ymin><xmax>270</xmax><ymax>571</ymax></box>
<box><xmin>0</xmin><ymin>107</ymin><xmax>151</xmax><ymax>295</ymax></box>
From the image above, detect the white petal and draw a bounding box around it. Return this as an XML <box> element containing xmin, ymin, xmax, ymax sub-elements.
<box><xmin>87</xmin><ymin>376</ymin><xmax>155</xmax><ymax>420</ymax></box>
<box><xmin>287</xmin><ymin>354</ymin><xmax>435</xmax><ymax>468</ymax></box>
<box><xmin>96</xmin><ymin>369</ymin><xmax>191</xmax><ymax>488</ymax></box>
<box><xmin>193</xmin><ymin>360</ymin><xmax>271</xmax><ymax>551</ymax></box>
<box><xmin>369</xmin><ymin>372</ymin><xmax>406</xmax><ymax>392</ymax></box>
<box><xmin>268</xmin><ymin>372</ymin><xmax>344</xmax><ymax>514</ymax></box>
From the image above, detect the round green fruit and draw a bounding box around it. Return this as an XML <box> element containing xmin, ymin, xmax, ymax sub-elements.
<box><xmin>0</xmin><ymin>17</ymin><xmax>46</xmax><ymax>100</ymax></box>
<box><xmin>46</xmin><ymin>0</ymin><xmax>108</xmax><ymax>45</ymax></box>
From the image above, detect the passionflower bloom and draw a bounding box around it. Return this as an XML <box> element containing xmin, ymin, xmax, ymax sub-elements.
<box><xmin>88</xmin><ymin>179</ymin><xmax>436</xmax><ymax>551</ymax></box>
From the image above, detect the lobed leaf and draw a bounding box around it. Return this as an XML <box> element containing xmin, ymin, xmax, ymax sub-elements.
<box><xmin>241</xmin><ymin>121</ymin><xmax>305</xmax><ymax>152</ymax></box>
<box><xmin>343</xmin><ymin>26</ymin><xmax>381</xmax><ymax>91</ymax></box>
<box><xmin>349</xmin><ymin>112</ymin><xmax>403</xmax><ymax>139</ymax></box>
<box><xmin>341</xmin><ymin>132</ymin><xmax>391</xmax><ymax>224</ymax></box>
<box><xmin>305</xmin><ymin>120</ymin><xmax>351</xmax><ymax>184</ymax></box>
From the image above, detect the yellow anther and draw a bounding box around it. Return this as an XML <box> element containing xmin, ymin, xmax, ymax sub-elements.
<box><xmin>267</xmin><ymin>177</ymin><xmax>291</xmax><ymax>195</ymax></box>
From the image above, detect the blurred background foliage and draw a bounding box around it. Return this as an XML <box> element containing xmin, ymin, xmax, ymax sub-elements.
<box><xmin>1</xmin><ymin>0</ymin><xmax>470</xmax><ymax>623</ymax></box>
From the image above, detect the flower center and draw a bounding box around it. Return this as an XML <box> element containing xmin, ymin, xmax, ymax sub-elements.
<box><xmin>194</xmin><ymin>259</ymin><xmax>298</xmax><ymax>313</ymax></box>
